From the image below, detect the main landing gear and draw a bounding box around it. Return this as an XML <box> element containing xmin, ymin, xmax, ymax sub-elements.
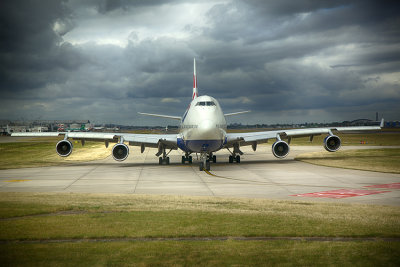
<box><xmin>227</xmin><ymin>143</ymin><xmax>243</xmax><ymax>164</ymax></box>
<box><xmin>181</xmin><ymin>154</ymin><xmax>193</xmax><ymax>164</ymax></box>
<box><xmin>228</xmin><ymin>155</ymin><xmax>241</xmax><ymax>163</ymax></box>
<box><xmin>156</xmin><ymin>143</ymin><xmax>172</xmax><ymax>165</ymax></box>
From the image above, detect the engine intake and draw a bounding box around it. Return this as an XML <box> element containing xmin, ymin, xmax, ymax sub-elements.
<box><xmin>56</xmin><ymin>140</ymin><xmax>73</xmax><ymax>157</ymax></box>
<box><xmin>112</xmin><ymin>143</ymin><xmax>129</xmax><ymax>161</ymax></box>
<box><xmin>272</xmin><ymin>140</ymin><xmax>290</xmax><ymax>158</ymax></box>
<box><xmin>324</xmin><ymin>135</ymin><xmax>341</xmax><ymax>152</ymax></box>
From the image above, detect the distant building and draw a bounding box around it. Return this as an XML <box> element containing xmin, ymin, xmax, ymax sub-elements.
<box><xmin>32</xmin><ymin>126</ymin><xmax>48</xmax><ymax>132</ymax></box>
<box><xmin>7</xmin><ymin>126</ymin><xmax>28</xmax><ymax>133</ymax></box>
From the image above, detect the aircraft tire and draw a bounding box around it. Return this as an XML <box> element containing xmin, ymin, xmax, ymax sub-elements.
<box><xmin>199</xmin><ymin>162</ymin><xmax>204</xmax><ymax>171</ymax></box>
<box><xmin>188</xmin><ymin>156</ymin><xmax>192</xmax><ymax>164</ymax></box>
<box><xmin>236</xmin><ymin>155</ymin><xmax>240</xmax><ymax>163</ymax></box>
<box><xmin>159</xmin><ymin>157</ymin><xmax>163</xmax><ymax>165</ymax></box>
<box><xmin>181</xmin><ymin>156</ymin><xmax>185</xmax><ymax>164</ymax></box>
<box><xmin>206</xmin><ymin>161</ymin><xmax>210</xmax><ymax>171</ymax></box>
<box><xmin>212</xmin><ymin>155</ymin><xmax>216</xmax><ymax>163</ymax></box>
<box><xmin>166</xmin><ymin>157</ymin><xmax>170</xmax><ymax>165</ymax></box>
<box><xmin>229</xmin><ymin>155</ymin><xmax>233</xmax><ymax>163</ymax></box>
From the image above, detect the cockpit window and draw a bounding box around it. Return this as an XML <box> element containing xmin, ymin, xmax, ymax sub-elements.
<box><xmin>196</xmin><ymin>101</ymin><xmax>216</xmax><ymax>106</ymax></box>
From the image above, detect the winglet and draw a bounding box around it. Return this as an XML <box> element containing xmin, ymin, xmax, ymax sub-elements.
<box><xmin>380</xmin><ymin>118</ymin><xmax>384</xmax><ymax>128</ymax></box>
<box><xmin>193</xmin><ymin>58</ymin><xmax>198</xmax><ymax>99</ymax></box>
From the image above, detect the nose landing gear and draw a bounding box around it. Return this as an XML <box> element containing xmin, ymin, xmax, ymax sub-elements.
<box><xmin>199</xmin><ymin>153</ymin><xmax>214</xmax><ymax>171</ymax></box>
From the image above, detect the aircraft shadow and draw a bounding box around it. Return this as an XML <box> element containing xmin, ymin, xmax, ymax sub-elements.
<box><xmin>64</xmin><ymin>158</ymin><xmax>298</xmax><ymax>168</ymax></box>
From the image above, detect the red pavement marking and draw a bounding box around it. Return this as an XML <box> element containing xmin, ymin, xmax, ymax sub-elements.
<box><xmin>292</xmin><ymin>189</ymin><xmax>390</xmax><ymax>199</ymax></box>
<box><xmin>364</xmin><ymin>183</ymin><xmax>400</xmax><ymax>189</ymax></box>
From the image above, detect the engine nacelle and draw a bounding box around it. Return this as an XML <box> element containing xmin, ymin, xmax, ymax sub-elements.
<box><xmin>112</xmin><ymin>143</ymin><xmax>129</xmax><ymax>161</ymax></box>
<box><xmin>56</xmin><ymin>140</ymin><xmax>73</xmax><ymax>157</ymax></box>
<box><xmin>272</xmin><ymin>140</ymin><xmax>290</xmax><ymax>158</ymax></box>
<box><xmin>324</xmin><ymin>135</ymin><xmax>341</xmax><ymax>152</ymax></box>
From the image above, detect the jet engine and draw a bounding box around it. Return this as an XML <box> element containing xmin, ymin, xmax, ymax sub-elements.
<box><xmin>112</xmin><ymin>143</ymin><xmax>129</xmax><ymax>161</ymax></box>
<box><xmin>56</xmin><ymin>140</ymin><xmax>73</xmax><ymax>157</ymax></box>
<box><xmin>272</xmin><ymin>140</ymin><xmax>290</xmax><ymax>158</ymax></box>
<box><xmin>324</xmin><ymin>135</ymin><xmax>341</xmax><ymax>152</ymax></box>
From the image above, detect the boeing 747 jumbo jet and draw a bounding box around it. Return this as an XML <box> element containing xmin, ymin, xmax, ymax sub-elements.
<box><xmin>12</xmin><ymin>59</ymin><xmax>383</xmax><ymax>171</ymax></box>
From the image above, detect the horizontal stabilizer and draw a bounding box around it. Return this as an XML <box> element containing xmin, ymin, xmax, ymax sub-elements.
<box><xmin>224</xmin><ymin>110</ymin><xmax>251</xmax><ymax>117</ymax></box>
<box><xmin>138</xmin><ymin>112</ymin><xmax>181</xmax><ymax>120</ymax></box>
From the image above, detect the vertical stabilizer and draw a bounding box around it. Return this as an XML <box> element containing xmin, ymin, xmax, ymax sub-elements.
<box><xmin>193</xmin><ymin>58</ymin><xmax>198</xmax><ymax>99</ymax></box>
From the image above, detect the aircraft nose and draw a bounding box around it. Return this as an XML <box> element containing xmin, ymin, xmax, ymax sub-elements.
<box><xmin>198</xmin><ymin>120</ymin><xmax>221</xmax><ymax>139</ymax></box>
<box><xmin>199</xmin><ymin>120</ymin><xmax>213</xmax><ymax>130</ymax></box>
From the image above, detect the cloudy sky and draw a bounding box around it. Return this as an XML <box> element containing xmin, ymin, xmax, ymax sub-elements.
<box><xmin>1</xmin><ymin>0</ymin><xmax>399</xmax><ymax>126</ymax></box>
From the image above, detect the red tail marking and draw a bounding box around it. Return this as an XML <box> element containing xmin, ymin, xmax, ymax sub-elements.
<box><xmin>193</xmin><ymin>74</ymin><xmax>197</xmax><ymax>88</ymax></box>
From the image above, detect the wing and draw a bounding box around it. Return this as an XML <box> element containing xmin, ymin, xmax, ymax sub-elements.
<box><xmin>226</xmin><ymin>119</ymin><xmax>384</xmax><ymax>147</ymax></box>
<box><xmin>11</xmin><ymin>132</ymin><xmax>178</xmax><ymax>150</ymax></box>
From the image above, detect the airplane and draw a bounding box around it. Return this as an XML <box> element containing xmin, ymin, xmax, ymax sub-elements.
<box><xmin>12</xmin><ymin>59</ymin><xmax>384</xmax><ymax>171</ymax></box>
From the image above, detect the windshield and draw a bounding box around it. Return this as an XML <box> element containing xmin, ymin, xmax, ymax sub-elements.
<box><xmin>196</xmin><ymin>101</ymin><xmax>216</xmax><ymax>106</ymax></box>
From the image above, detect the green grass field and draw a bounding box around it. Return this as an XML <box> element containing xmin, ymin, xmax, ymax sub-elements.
<box><xmin>296</xmin><ymin>148</ymin><xmax>400</xmax><ymax>173</ymax></box>
<box><xmin>0</xmin><ymin>140</ymin><xmax>111</xmax><ymax>170</ymax></box>
<box><xmin>0</xmin><ymin>193</ymin><xmax>399</xmax><ymax>266</ymax></box>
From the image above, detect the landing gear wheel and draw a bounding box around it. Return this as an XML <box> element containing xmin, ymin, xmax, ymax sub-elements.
<box><xmin>166</xmin><ymin>157</ymin><xmax>170</xmax><ymax>165</ymax></box>
<box><xmin>206</xmin><ymin>161</ymin><xmax>211</xmax><ymax>171</ymax></box>
<box><xmin>188</xmin><ymin>156</ymin><xmax>192</xmax><ymax>164</ymax></box>
<box><xmin>199</xmin><ymin>162</ymin><xmax>204</xmax><ymax>171</ymax></box>
<box><xmin>229</xmin><ymin>155</ymin><xmax>233</xmax><ymax>163</ymax></box>
<box><xmin>159</xmin><ymin>157</ymin><xmax>163</xmax><ymax>165</ymax></box>
<box><xmin>182</xmin><ymin>156</ymin><xmax>185</xmax><ymax>164</ymax></box>
<box><xmin>236</xmin><ymin>155</ymin><xmax>240</xmax><ymax>163</ymax></box>
<box><xmin>212</xmin><ymin>155</ymin><xmax>217</xmax><ymax>163</ymax></box>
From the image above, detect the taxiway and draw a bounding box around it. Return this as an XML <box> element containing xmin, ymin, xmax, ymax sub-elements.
<box><xmin>0</xmin><ymin>145</ymin><xmax>399</xmax><ymax>206</ymax></box>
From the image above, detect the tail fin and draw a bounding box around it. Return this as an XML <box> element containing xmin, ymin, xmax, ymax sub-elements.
<box><xmin>193</xmin><ymin>58</ymin><xmax>198</xmax><ymax>99</ymax></box>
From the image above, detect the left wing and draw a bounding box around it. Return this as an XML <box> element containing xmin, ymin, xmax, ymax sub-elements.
<box><xmin>225</xmin><ymin>119</ymin><xmax>384</xmax><ymax>156</ymax></box>
<box><xmin>226</xmin><ymin>124</ymin><xmax>382</xmax><ymax>145</ymax></box>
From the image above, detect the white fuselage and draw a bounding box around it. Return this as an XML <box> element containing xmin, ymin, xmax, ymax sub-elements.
<box><xmin>177</xmin><ymin>95</ymin><xmax>227</xmax><ymax>153</ymax></box>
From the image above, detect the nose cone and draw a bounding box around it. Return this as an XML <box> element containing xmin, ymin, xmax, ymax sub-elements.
<box><xmin>185</xmin><ymin>120</ymin><xmax>226</xmax><ymax>153</ymax></box>
<box><xmin>198</xmin><ymin>120</ymin><xmax>216</xmax><ymax>139</ymax></box>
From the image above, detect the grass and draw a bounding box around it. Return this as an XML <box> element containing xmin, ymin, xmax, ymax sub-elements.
<box><xmin>0</xmin><ymin>140</ymin><xmax>112</xmax><ymax>169</ymax></box>
<box><xmin>0</xmin><ymin>193</ymin><xmax>399</xmax><ymax>265</ymax></box>
<box><xmin>2</xmin><ymin>241</ymin><xmax>399</xmax><ymax>266</ymax></box>
<box><xmin>296</xmin><ymin>148</ymin><xmax>400</xmax><ymax>173</ymax></box>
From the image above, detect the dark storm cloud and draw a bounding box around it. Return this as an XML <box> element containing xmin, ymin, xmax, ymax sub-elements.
<box><xmin>0</xmin><ymin>0</ymin><xmax>399</xmax><ymax>124</ymax></box>
<box><xmin>0</xmin><ymin>0</ymin><xmax>84</xmax><ymax>96</ymax></box>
